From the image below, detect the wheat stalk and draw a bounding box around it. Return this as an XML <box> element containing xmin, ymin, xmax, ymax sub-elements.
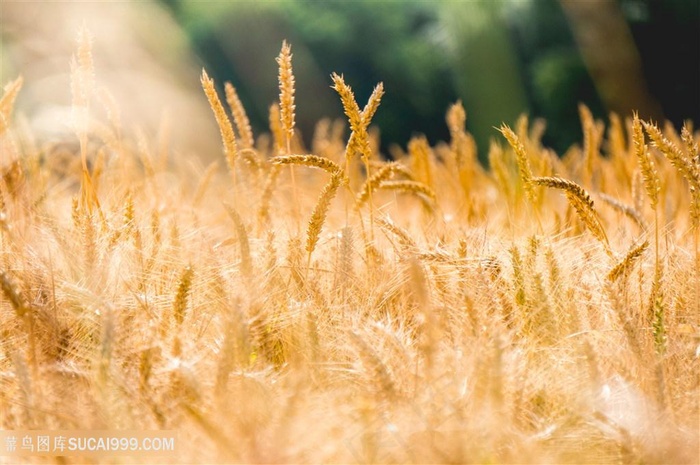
<box><xmin>268</xmin><ymin>103</ymin><xmax>285</xmax><ymax>155</ymax></box>
<box><xmin>193</xmin><ymin>161</ymin><xmax>219</xmax><ymax>207</ymax></box>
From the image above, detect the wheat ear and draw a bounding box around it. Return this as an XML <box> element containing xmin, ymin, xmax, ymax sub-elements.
<box><xmin>277</xmin><ymin>41</ymin><xmax>296</xmax><ymax>151</ymax></box>
<box><xmin>446</xmin><ymin>100</ymin><xmax>467</xmax><ymax>144</ymax></box>
<box><xmin>499</xmin><ymin>124</ymin><xmax>535</xmax><ymax>204</ymax></box>
<box><xmin>276</xmin><ymin>41</ymin><xmax>301</xmax><ymax>228</ymax></box>
<box><xmin>356</xmin><ymin>162</ymin><xmax>413</xmax><ymax>208</ymax></box>
<box><xmin>376</xmin><ymin>216</ymin><xmax>417</xmax><ymax>251</ymax></box>
<box><xmin>224</xmin><ymin>82</ymin><xmax>254</xmax><ymax>149</ymax></box>
<box><xmin>201</xmin><ymin>70</ymin><xmax>238</xmax><ymax>189</ymax></box>
<box><xmin>0</xmin><ymin>271</ymin><xmax>29</xmax><ymax>318</ymax></box>
<box><xmin>223</xmin><ymin>203</ymin><xmax>252</xmax><ymax>277</ymax></box>
<box><xmin>271</xmin><ymin>154</ymin><xmax>341</xmax><ymax>175</ymax></box>
<box><xmin>633</xmin><ymin>114</ymin><xmax>660</xmax><ymax>209</ymax></box>
<box><xmin>258</xmin><ymin>164</ymin><xmax>281</xmax><ymax>229</ymax></box>
<box><xmin>632</xmin><ymin>114</ymin><xmax>662</xmax><ymax>296</ymax></box>
<box><xmin>598</xmin><ymin>193</ymin><xmax>647</xmax><ymax>230</ymax></box>
<box><xmin>173</xmin><ymin>265</ymin><xmax>194</xmax><ymax>325</ymax></box>
<box><xmin>306</xmin><ymin>171</ymin><xmax>342</xmax><ymax>262</ymax></box>
<box><xmin>408</xmin><ymin>136</ymin><xmax>434</xmax><ymax>189</ymax></box>
<box><xmin>643</xmin><ymin>121</ymin><xmax>700</xmax><ymax>203</ymax></box>
<box><xmin>331</xmin><ymin>73</ymin><xmax>363</xmax><ymax>169</ymax></box>
<box><xmin>377</xmin><ymin>180</ymin><xmax>436</xmax><ymax>205</ymax></box>
<box><xmin>681</xmin><ymin>122</ymin><xmax>699</xmax><ymax>165</ymax></box>
<box><xmin>331</xmin><ymin>73</ymin><xmax>384</xmax><ymax>239</ymax></box>
<box><xmin>532</xmin><ymin>176</ymin><xmax>612</xmax><ymax>255</ymax></box>
<box><xmin>607</xmin><ymin>240</ymin><xmax>649</xmax><ymax>282</ymax></box>
<box><xmin>579</xmin><ymin>103</ymin><xmax>599</xmax><ymax>186</ymax></box>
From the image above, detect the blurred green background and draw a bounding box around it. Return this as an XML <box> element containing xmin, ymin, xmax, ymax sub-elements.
<box><xmin>6</xmin><ymin>0</ymin><xmax>688</xmax><ymax>160</ymax></box>
<box><xmin>148</xmin><ymin>0</ymin><xmax>699</xmax><ymax>159</ymax></box>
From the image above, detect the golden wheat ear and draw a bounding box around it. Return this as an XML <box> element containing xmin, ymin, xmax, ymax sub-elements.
<box><xmin>306</xmin><ymin>171</ymin><xmax>343</xmax><ymax>262</ymax></box>
<box><xmin>499</xmin><ymin>124</ymin><xmax>535</xmax><ymax>204</ymax></box>
<box><xmin>277</xmin><ymin>41</ymin><xmax>296</xmax><ymax>153</ymax></box>
<box><xmin>201</xmin><ymin>69</ymin><xmax>239</xmax><ymax>184</ymax></box>
<box><xmin>224</xmin><ymin>82</ymin><xmax>254</xmax><ymax>150</ymax></box>
<box><xmin>531</xmin><ymin>176</ymin><xmax>612</xmax><ymax>256</ymax></box>
<box><xmin>632</xmin><ymin>113</ymin><xmax>660</xmax><ymax>209</ymax></box>
<box><xmin>607</xmin><ymin>240</ymin><xmax>649</xmax><ymax>282</ymax></box>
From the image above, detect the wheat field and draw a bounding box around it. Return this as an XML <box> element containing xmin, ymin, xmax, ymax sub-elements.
<box><xmin>0</xmin><ymin>34</ymin><xmax>698</xmax><ymax>464</ymax></box>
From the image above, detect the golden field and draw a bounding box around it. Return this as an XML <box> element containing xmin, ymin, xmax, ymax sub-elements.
<box><xmin>0</xmin><ymin>33</ymin><xmax>698</xmax><ymax>464</ymax></box>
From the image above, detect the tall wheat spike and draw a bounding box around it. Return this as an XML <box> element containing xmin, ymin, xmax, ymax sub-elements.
<box><xmin>633</xmin><ymin>114</ymin><xmax>660</xmax><ymax>209</ymax></box>
<box><xmin>643</xmin><ymin>120</ymin><xmax>700</xmax><ymax>323</ymax></box>
<box><xmin>331</xmin><ymin>73</ymin><xmax>367</xmax><ymax>170</ymax></box>
<box><xmin>224</xmin><ymin>82</ymin><xmax>254</xmax><ymax>149</ymax></box>
<box><xmin>643</xmin><ymin>121</ymin><xmax>700</xmax><ymax>207</ymax></box>
<box><xmin>201</xmin><ymin>70</ymin><xmax>239</xmax><ymax>189</ymax></box>
<box><xmin>276</xmin><ymin>41</ymin><xmax>301</xmax><ymax>228</ymax></box>
<box><xmin>499</xmin><ymin>124</ymin><xmax>535</xmax><ymax>204</ymax></box>
<box><xmin>632</xmin><ymin>114</ymin><xmax>662</xmax><ymax>318</ymax></box>
<box><xmin>330</xmin><ymin>73</ymin><xmax>384</xmax><ymax>245</ymax></box>
<box><xmin>579</xmin><ymin>103</ymin><xmax>599</xmax><ymax>187</ymax></box>
<box><xmin>277</xmin><ymin>41</ymin><xmax>296</xmax><ymax>152</ymax></box>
